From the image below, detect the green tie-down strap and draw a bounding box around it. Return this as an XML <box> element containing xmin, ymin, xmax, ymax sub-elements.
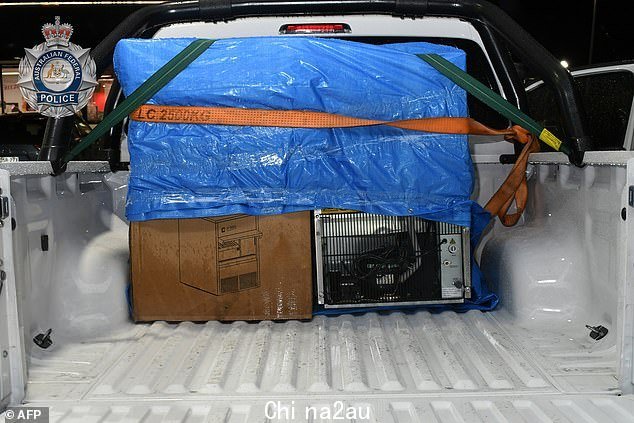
<box><xmin>418</xmin><ymin>53</ymin><xmax>575</xmax><ymax>160</ymax></box>
<box><xmin>58</xmin><ymin>38</ymin><xmax>216</xmax><ymax>169</ymax></box>
<box><xmin>60</xmin><ymin>43</ymin><xmax>573</xmax><ymax>171</ymax></box>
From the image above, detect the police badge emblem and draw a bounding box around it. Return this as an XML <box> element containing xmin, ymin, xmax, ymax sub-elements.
<box><xmin>18</xmin><ymin>16</ymin><xmax>97</xmax><ymax>118</ymax></box>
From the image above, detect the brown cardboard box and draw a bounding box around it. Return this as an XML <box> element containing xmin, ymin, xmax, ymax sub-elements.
<box><xmin>130</xmin><ymin>211</ymin><xmax>313</xmax><ymax>321</ymax></box>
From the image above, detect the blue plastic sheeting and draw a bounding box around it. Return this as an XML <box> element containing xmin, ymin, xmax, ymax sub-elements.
<box><xmin>115</xmin><ymin>37</ymin><xmax>498</xmax><ymax>311</ymax></box>
<box><xmin>115</xmin><ymin>37</ymin><xmax>474</xmax><ymax>226</ymax></box>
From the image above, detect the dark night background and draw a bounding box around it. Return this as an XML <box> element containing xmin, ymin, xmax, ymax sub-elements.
<box><xmin>0</xmin><ymin>0</ymin><xmax>631</xmax><ymax>70</ymax></box>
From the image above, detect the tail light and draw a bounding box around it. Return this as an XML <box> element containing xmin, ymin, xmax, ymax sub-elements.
<box><xmin>280</xmin><ymin>23</ymin><xmax>351</xmax><ymax>34</ymax></box>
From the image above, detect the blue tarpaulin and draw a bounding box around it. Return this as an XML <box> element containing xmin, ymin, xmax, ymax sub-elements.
<box><xmin>115</xmin><ymin>37</ymin><xmax>497</xmax><ymax>310</ymax></box>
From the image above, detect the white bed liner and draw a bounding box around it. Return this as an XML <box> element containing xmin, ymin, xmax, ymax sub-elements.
<box><xmin>22</xmin><ymin>395</ymin><xmax>634</xmax><ymax>423</ymax></box>
<box><xmin>2</xmin><ymin>158</ymin><xmax>633</xmax><ymax>421</ymax></box>
<box><xmin>13</xmin><ymin>310</ymin><xmax>634</xmax><ymax>422</ymax></box>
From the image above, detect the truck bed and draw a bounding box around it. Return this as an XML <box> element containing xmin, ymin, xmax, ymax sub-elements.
<box><xmin>23</xmin><ymin>310</ymin><xmax>632</xmax><ymax>422</ymax></box>
<box><xmin>3</xmin><ymin>156</ymin><xmax>634</xmax><ymax>422</ymax></box>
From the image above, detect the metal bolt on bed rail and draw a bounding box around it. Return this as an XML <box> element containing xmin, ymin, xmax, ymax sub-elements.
<box><xmin>586</xmin><ymin>324</ymin><xmax>608</xmax><ymax>341</ymax></box>
<box><xmin>33</xmin><ymin>329</ymin><xmax>53</xmax><ymax>349</ymax></box>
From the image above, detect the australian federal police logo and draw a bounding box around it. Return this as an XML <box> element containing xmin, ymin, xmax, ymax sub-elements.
<box><xmin>18</xmin><ymin>16</ymin><xmax>97</xmax><ymax>118</ymax></box>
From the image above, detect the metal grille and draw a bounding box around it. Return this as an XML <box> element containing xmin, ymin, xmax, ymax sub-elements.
<box><xmin>317</xmin><ymin>211</ymin><xmax>464</xmax><ymax>306</ymax></box>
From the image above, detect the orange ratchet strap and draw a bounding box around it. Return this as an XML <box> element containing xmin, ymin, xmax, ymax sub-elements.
<box><xmin>131</xmin><ymin>105</ymin><xmax>539</xmax><ymax>226</ymax></box>
<box><xmin>132</xmin><ymin>105</ymin><xmax>513</xmax><ymax>135</ymax></box>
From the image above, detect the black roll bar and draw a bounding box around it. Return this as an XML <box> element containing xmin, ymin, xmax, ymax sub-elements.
<box><xmin>40</xmin><ymin>0</ymin><xmax>590</xmax><ymax>166</ymax></box>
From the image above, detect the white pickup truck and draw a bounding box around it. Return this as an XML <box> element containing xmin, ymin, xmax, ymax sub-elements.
<box><xmin>2</xmin><ymin>1</ymin><xmax>634</xmax><ymax>422</ymax></box>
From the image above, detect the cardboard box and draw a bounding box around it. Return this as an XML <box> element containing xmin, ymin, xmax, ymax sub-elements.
<box><xmin>130</xmin><ymin>212</ymin><xmax>313</xmax><ymax>321</ymax></box>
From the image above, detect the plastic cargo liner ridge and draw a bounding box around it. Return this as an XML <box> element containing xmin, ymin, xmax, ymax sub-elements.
<box><xmin>112</xmin><ymin>37</ymin><xmax>524</xmax><ymax>311</ymax></box>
